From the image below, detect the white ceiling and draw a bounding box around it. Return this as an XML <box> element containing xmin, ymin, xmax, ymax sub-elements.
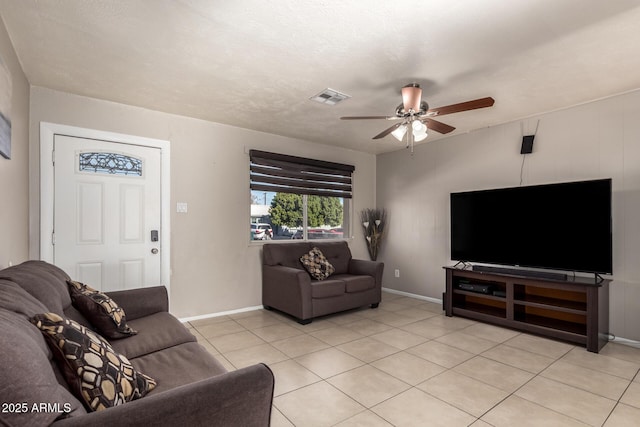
<box><xmin>2</xmin><ymin>0</ymin><xmax>640</xmax><ymax>154</ymax></box>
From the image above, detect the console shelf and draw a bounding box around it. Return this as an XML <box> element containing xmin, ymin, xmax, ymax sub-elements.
<box><xmin>513</xmin><ymin>296</ymin><xmax>586</xmax><ymax>315</ymax></box>
<box><xmin>444</xmin><ymin>267</ymin><xmax>610</xmax><ymax>353</ymax></box>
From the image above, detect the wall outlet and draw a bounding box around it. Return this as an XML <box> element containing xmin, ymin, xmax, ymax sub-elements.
<box><xmin>394</xmin><ymin>269</ymin><xmax>400</xmax><ymax>278</ymax></box>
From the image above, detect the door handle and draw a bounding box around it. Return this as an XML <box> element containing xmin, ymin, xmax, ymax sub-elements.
<box><xmin>151</xmin><ymin>248</ymin><xmax>159</xmax><ymax>254</ymax></box>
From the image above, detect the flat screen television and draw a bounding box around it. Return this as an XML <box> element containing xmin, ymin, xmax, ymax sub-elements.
<box><xmin>450</xmin><ymin>178</ymin><xmax>612</xmax><ymax>274</ymax></box>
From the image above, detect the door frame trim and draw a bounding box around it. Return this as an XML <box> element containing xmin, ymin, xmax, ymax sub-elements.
<box><xmin>40</xmin><ymin>122</ymin><xmax>171</xmax><ymax>294</ymax></box>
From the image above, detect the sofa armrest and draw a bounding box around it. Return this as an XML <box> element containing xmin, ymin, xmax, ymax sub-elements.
<box><xmin>262</xmin><ymin>265</ymin><xmax>313</xmax><ymax>320</ymax></box>
<box><xmin>53</xmin><ymin>363</ymin><xmax>274</xmax><ymax>427</ymax></box>
<box><xmin>349</xmin><ymin>259</ymin><xmax>384</xmax><ymax>286</ymax></box>
<box><xmin>105</xmin><ymin>286</ymin><xmax>168</xmax><ymax>320</ymax></box>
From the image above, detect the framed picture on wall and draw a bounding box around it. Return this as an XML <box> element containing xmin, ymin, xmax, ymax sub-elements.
<box><xmin>0</xmin><ymin>54</ymin><xmax>12</xmax><ymax>159</ymax></box>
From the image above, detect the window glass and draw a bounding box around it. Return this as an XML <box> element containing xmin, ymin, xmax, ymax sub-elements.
<box><xmin>250</xmin><ymin>191</ymin><xmax>349</xmax><ymax>241</ymax></box>
<box><xmin>79</xmin><ymin>152</ymin><xmax>143</xmax><ymax>176</ymax></box>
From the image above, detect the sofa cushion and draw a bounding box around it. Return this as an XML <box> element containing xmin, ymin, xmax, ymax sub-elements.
<box><xmin>68</xmin><ymin>280</ymin><xmax>137</xmax><ymax>339</ymax></box>
<box><xmin>0</xmin><ymin>309</ymin><xmax>87</xmax><ymax>427</ymax></box>
<box><xmin>0</xmin><ymin>275</ymin><xmax>93</xmax><ymax>333</ymax></box>
<box><xmin>31</xmin><ymin>312</ymin><xmax>156</xmax><ymax>412</ymax></box>
<box><xmin>339</xmin><ymin>275</ymin><xmax>375</xmax><ymax>293</ymax></box>
<box><xmin>301</xmin><ymin>247</ymin><xmax>335</xmax><ymax>280</ymax></box>
<box><xmin>0</xmin><ymin>260</ymin><xmax>72</xmax><ymax>315</ymax></box>
<box><xmin>63</xmin><ymin>303</ymin><xmax>96</xmax><ymax>328</ymax></box>
<box><xmin>110</xmin><ymin>312</ymin><xmax>197</xmax><ymax>359</ymax></box>
<box><xmin>310</xmin><ymin>279</ymin><xmax>345</xmax><ymax>299</ymax></box>
<box><xmin>130</xmin><ymin>342</ymin><xmax>227</xmax><ymax>394</ymax></box>
<box><xmin>0</xmin><ymin>278</ymin><xmax>49</xmax><ymax>317</ymax></box>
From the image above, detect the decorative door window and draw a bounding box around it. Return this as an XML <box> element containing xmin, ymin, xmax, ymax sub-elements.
<box><xmin>79</xmin><ymin>152</ymin><xmax>143</xmax><ymax>176</ymax></box>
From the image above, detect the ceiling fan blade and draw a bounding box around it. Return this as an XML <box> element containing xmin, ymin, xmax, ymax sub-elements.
<box><xmin>373</xmin><ymin>122</ymin><xmax>404</xmax><ymax>139</ymax></box>
<box><xmin>424</xmin><ymin>118</ymin><xmax>455</xmax><ymax>134</ymax></box>
<box><xmin>340</xmin><ymin>116</ymin><xmax>397</xmax><ymax>120</ymax></box>
<box><xmin>428</xmin><ymin>97</ymin><xmax>495</xmax><ymax>116</ymax></box>
<box><xmin>401</xmin><ymin>84</ymin><xmax>422</xmax><ymax>112</ymax></box>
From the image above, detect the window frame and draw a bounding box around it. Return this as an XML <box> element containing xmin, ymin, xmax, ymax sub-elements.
<box><xmin>249</xmin><ymin>150</ymin><xmax>354</xmax><ymax>244</ymax></box>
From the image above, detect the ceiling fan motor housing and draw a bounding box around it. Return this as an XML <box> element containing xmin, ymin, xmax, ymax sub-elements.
<box><xmin>401</xmin><ymin>83</ymin><xmax>422</xmax><ymax>112</ymax></box>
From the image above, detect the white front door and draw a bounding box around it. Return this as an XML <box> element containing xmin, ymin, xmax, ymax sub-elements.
<box><xmin>53</xmin><ymin>134</ymin><xmax>162</xmax><ymax>291</ymax></box>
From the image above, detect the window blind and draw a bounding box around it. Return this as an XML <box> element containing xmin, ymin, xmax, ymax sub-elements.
<box><xmin>250</xmin><ymin>150</ymin><xmax>355</xmax><ymax>199</ymax></box>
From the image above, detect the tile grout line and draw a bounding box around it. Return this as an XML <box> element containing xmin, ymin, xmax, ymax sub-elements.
<box><xmin>600</xmin><ymin>367</ymin><xmax>640</xmax><ymax>427</ymax></box>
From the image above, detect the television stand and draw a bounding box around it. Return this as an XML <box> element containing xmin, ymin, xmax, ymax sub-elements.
<box><xmin>443</xmin><ymin>266</ymin><xmax>610</xmax><ymax>353</ymax></box>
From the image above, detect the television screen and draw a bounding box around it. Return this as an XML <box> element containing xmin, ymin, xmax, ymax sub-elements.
<box><xmin>450</xmin><ymin>178</ymin><xmax>612</xmax><ymax>274</ymax></box>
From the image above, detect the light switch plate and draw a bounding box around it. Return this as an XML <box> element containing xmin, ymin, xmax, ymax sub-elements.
<box><xmin>176</xmin><ymin>202</ymin><xmax>188</xmax><ymax>213</ymax></box>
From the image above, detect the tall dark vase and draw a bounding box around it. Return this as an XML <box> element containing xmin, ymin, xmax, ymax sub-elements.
<box><xmin>360</xmin><ymin>208</ymin><xmax>387</xmax><ymax>261</ymax></box>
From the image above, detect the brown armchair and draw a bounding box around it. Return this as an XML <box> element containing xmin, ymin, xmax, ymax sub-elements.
<box><xmin>262</xmin><ymin>241</ymin><xmax>383</xmax><ymax>324</ymax></box>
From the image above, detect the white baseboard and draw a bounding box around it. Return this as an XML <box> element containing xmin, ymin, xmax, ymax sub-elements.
<box><xmin>382</xmin><ymin>287</ymin><xmax>442</xmax><ymax>305</ymax></box>
<box><xmin>179</xmin><ymin>305</ymin><xmax>263</xmax><ymax>323</ymax></box>
<box><xmin>610</xmin><ymin>336</ymin><xmax>640</xmax><ymax>349</ymax></box>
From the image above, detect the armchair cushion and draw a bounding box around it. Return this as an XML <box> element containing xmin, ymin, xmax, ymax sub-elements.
<box><xmin>333</xmin><ymin>274</ymin><xmax>375</xmax><ymax>293</ymax></box>
<box><xmin>311</xmin><ymin>279</ymin><xmax>346</xmax><ymax>298</ymax></box>
<box><xmin>67</xmin><ymin>280</ymin><xmax>137</xmax><ymax>339</ymax></box>
<box><xmin>300</xmin><ymin>247</ymin><xmax>335</xmax><ymax>280</ymax></box>
<box><xmin>313</xmin><ymin>242</ymin><xmax>351</xmax><ymax>274</ymax></box>
<box><xmin>31</xmin><ymin>313</ymin><xmax>156</xmax><ymax>412</ymax></box>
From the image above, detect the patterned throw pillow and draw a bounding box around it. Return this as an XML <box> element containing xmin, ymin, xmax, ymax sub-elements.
<box><xmin>68</xmin><ymin>280</ymin><xmax>137</xmax><ymax>339</ymax></box>
<box><xmin>30</xmin><ymin>313</ymin><xmax>156</xmax><ymax>412</ymax></box>
<box><xmin>300</xmin><ymin>247</ymin><xmax>335</xmax><ymax>281</ymax></box>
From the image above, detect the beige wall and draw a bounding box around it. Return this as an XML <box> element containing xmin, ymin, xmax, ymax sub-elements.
<box><xmin>0</xmin><ymin>17</ymin><xmax>29</xmax><ymax>268</ymax></box>
<box><xmin>29</xmin><ymin>87</ymin><xmax>376</xmax><ymax>318</ymax></box>
<box><xmin>377</xmin><ymin>89</ymin><xmax>640</xmax><ymax>341</ymax></box>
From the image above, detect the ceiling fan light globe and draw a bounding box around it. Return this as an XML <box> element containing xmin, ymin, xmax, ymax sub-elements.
<box><xmin>391</xmin><ymin>125</ymin><xmax>407</xmax><ymax>141</ymax></box>
<box><xmin>414</xmin><ymin>131</ymin><xmax>428</xmax><ymax>142</ymax></box>
<box><xmin>411</xmin><ymin>121</ymin><xmax>426</xmax><ymax>132</ymax></box>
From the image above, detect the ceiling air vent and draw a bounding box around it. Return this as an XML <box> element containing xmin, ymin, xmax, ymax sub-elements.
<box><xmin>309</xmin><ymin>88</ymin><xmax>351</xmax><ymax>105</ymax></box>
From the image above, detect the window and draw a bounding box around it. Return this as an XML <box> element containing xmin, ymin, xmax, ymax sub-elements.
<box><xmin>249</xmin><ymin>150</ymin><xmax>354</xmax><ymax>241</ymax></box>
<box><xmin>79</xmin><ymin>152</ymin><xmax>143</xmax><ymax>176</ymax></box>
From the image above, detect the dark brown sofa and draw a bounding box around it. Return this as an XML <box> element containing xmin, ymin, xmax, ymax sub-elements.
<box><xmin>262</xmin><ymin>241</ymin><xmax>383</xmax><ymax>324</ymax></box>
<box><xmin>0</xmin><ymin>261</ymin><xmax>274</xmax><ymax>427</ymax></box>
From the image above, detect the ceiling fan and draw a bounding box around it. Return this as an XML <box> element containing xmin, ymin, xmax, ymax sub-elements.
<box><xmin>341</xmin><ymin>83</ymin><xmax>495</xmax><ymax>152</ymax></box>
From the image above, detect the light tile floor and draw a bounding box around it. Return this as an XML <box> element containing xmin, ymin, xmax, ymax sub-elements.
<box><xmin>186</xmin><ymin>291</ymin><xmax>640</xmax><ymax>426</ymax></box>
